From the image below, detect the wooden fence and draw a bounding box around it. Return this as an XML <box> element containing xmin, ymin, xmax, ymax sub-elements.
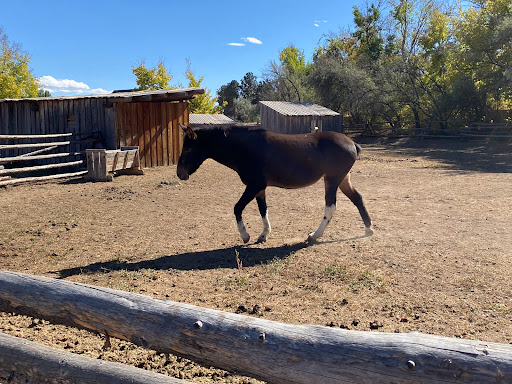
<box><xmin>0</xmin><ymin>132</ymin><xmax>99</xmax><ymax>187</ymax></box>
<box><xmin>0</xmin><ymin>270</ymin><xmax>511</xmax><ymax>384</ymax></box>
<box><xmin>343</xmin><ymin>121</ymin><xmax>512</xmax><ymax>139</ymax></box>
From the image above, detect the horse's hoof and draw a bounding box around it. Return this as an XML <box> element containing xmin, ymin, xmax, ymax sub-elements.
<box><xmin>306</xmin><ymin>233</ymin><xmax>318</xmax><ymax>244</ymax></box>
<box><xmin>257</xmin><ymin>234</ymin><xmax>267</xmax><ymax>243</ymax></box>
<box><xmin>365</xmin><ymin>227</ymin><xmax>374</xmax><ymax>236</ymax></box>
<box><xmin>241</xmin><ymin>233</ymin><xmax>250</xmax><ymax>243</ymax></box>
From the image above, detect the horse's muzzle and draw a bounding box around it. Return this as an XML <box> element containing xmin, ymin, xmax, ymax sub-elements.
<box><xmin>177</xmin><ymin>169</ymin><xmax>189</xmax><ymax>180</ymax></box>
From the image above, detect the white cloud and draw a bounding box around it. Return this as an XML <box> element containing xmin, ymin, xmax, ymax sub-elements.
<box><xmin>228</xmin><ymin>42</ymin><xmax>245</xmax><ymax>47</ymax></box>
<box><xmin>38</xmin><ymin>75</ymin><xmax>111</xmax><ymax>95</ymax></box>
<box><xmin>242</xmin><ymin>37</ymin><xmax>263</xmax><ymax>45</ymax></box>
<box><xmin>314</xmin><ymin>19</ymin><xmax>328</xmax><ymax>26</ymax></box>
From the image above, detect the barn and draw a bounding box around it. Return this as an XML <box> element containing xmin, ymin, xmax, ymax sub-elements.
<box><xmin>260</xmin><ymin>101</ymin><xmax>342</xmax><ymax>134</ymax></box>
<box><xmin>0</xmin><ymin>88</ymin><xmax>204</xmax><ymax>171</ymax></box>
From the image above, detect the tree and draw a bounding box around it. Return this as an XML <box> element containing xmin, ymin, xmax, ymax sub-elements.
<box><xmin>309</xmin><ymin>51</ymin><xmax>380</xmax><ymax>123</ymax></box>
<box><xmin>263</xmin><ymin>45</ymin><xmax>313</xmax><ymax>102</ymax></box>
<box><xmin>132</xmin><ymin>60</ymin><xmax>172</xmax><ymax>90</ymax></box>
<box><xmin>239</xmin><ymin>72</ymin><xmax>260</xmax><ymax>103</ymax></box>
<box><xmin>234</xmin><ymin>98</ymin><xmax>261</xmax><ymax>123</ymax></box>
<box><xmin>217</xmin><ymin>80</ymin><xmax>239</xmax><ymax>118</ymax></box>
<box><xmin>37</xmin><ymin>89</ymin><xmax>51</xmax><ymax>97</ymax></box>
<box><xmin>0</xmin><ymin>27</ymin><xmax>39</xmax><ymax>99</ymax></box>
<box><xmin>454</xmin><ymin>0</ymin><xmax>512</xmax><ymax>120</ymax></box>
<box><xmin>352</xmin><ymin>3</ymin><xmax>387</xmax><ymax>63</ymax></box>
<box><xmin>185</xmin><ymin>60</ymin><xmax>224</xmax><ymax>114</ymax></box>
<box><xmin>279</xmin><ymin>46</ymin><xmax>308</xmax><ymax>75</ymax></box>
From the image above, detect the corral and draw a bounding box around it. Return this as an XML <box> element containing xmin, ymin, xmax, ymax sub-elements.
<box><xmin>0</xmin><ymin>137</ymin><xmax>511</xmax><ymax>383</ymax></box>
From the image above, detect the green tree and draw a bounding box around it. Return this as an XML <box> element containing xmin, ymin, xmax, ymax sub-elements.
<box><xmin>239</xmin><ymin>72</ymin><xmax>260</xmax><ymax>103</ymax></box>
<box><xmin>234</xmin><ymin>98</ymin><xmax>261</xmax><ymax>122</ymax></box>
<box><xmin>217</xmin><ymin>80</ymin><xmax>240</xmax><ymax>118</ymax></box>
<box><xmin>454</xmin><ymin>0</ymin><xmax>512</xmax><ymax>119</ymax></box>
<box><xmin>132</xmin><ymin>60</ymin><xmax>172</xmax><ymax>90</ymax></box>
<box><xmin>352</xmin><ymin>3</ymin><xmax>386</xmax><ymax>62</ymax></box>
<box><xmin>37</xmin><ymin>89</ymin><xmax>51</xmax><ymax>97</ymax></box>
<box><xmin>264</xmin><ymin>45</ymin><xmax>313</xmax><ymax>102</ymax></box>
<box><xmin>185</xmin><ymin>60</ymin><xmax>224</xmax><ymax>114</ymax></box>
<box><xmin>0</xmin><ymin>27</ymin><xmax>39</xmax><ymax>99</ymax></box>
<box><xmin>309</xmin><ymin>51</ymin><xmax>380</xmax><ymax>123</ymax></box>
<box><xmin>279</xmin><ymin>46</ymin><xmax>308</xmax><ymax>75</ymax></box>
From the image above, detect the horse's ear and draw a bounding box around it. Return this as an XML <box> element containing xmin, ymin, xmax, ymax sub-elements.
<box><xmin>179</xmin><ymin>123</ymin><xmax>197</xmax><ymax>140</ymax></box>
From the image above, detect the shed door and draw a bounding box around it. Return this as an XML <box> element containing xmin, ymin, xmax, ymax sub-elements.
<box><xmin>115</xmin><ymin>102</ymin><xmax>189</xmax><ymax>168</ymax></box>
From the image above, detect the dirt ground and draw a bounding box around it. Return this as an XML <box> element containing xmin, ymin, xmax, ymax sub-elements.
<box><xmin>0</xmin><ymin>137</ymin><xmax>511</xmax><ymax>383</ymax></box>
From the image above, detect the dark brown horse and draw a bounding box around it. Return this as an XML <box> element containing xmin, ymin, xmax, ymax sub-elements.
<box><xmin>177</xmin><ymin>124</ymin><xmax>372</xmax><ymax>243</ymax></box>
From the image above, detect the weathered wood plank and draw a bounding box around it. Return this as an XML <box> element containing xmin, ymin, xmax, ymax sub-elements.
<box><xmin>137</xmin><ymin>102</ymin><xmax>145</xmax><ymax>167</ymax></box>
<box><xmin>143</xmin><ymin>102</ymin><xmax>151</xmax><ymax>167</ymax></box>
<box><xmin>170</xmin><ymin>103</ymin><xmax>177</xmax><ymax>164</ymax></box>
<box><xmin>0</xmin><ymin>333</ymin><xmax>190</xmax><ymax>384</ymax></box>
<box><xmin>0</xmin><ymin>171</ymin><xmax>87</xmax><ymax>187</ymax></box>
<box><xmin>0</xmin><ymin>160</ymin><xmax>83</xmax><ymax>176</ymax></box>
<box><xmin>0</xmin><ymin>270</ymin><xmax>510</xmax><ymax>384</ymax></box>
<box><xmin>155</xmin><ymin>102</ymin><xmax>163</xmax><ymax>166</ymax></box>
<box><xmin>0</xmin><ymin>133</ymin><xmax>73</xmax><ymax>139</ymax></box>
<box><xmin>150</xmin><ymin>102</ymin><xmax>157</xmax><ymax>167</ymax></box>
<box><xmin>0</xmin><ymin>151</ymin><xmax>83</xmax><ymax>164</ymax></box>
<box><xmin>130</xmin><ymin>101</ymin><xmax>138</xmax><ymax>150</ymax></box>
<box><xmin>0</xmin><ymin>141</ymin><xmax>71</xmax><ymax>150</ymax></box>
<box><xmin>104</xmin><ymin>102</ymin><xmax>116</xmax><ymax>149</ymax></box>
<box><xmin>162</xmin><ymin>102</ymin><xmax>169</xmax><ymax>165</ymax></box>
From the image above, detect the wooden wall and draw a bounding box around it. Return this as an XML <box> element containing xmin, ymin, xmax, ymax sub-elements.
<box><xmin>0</xmin><ymin>98</ymin><xmax>189</xmax><ymax>168</ymax></box>
<box><xmin>115</xmin><ymin>101</ymin><xmax>188</xmax><ymax>168</ymax></box>
<box><xmin>0</xmin><ymin>98</ymin><xmax>114</xmax><ymax>158</ymax></box>
<box><xmin>260</xmin><ymin>105</ymin><xmax>342</xmax><ymax>134</ymax></box>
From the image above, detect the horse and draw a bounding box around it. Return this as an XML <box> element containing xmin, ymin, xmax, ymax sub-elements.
<box><xmin>177</xmin><ymin>124</ymin><xmax>372</xmax><ymax>244</ymax></box>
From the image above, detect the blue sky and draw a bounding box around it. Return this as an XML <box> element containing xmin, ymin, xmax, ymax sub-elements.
<box><xmin>2</xmin><ymin>0</ymin><xmax>363</xmax><ymax>96</ymax></box>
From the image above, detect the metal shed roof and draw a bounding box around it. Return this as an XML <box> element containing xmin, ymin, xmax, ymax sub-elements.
<box><xmin>189</xmin><ymin>114</ymin><xmax>235</xmax><ymax>125</ymax></box>
<box><xmin>259</xmin><ymin>101</ymin><xmax>339</xmax><ymax>116</ymax></box>
<box><xmin>0</xmin><ymin>87</ymin><xmax>205</xmax><ymax>103</ymax></box>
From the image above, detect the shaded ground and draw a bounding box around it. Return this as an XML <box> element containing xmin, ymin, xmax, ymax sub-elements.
<box><xmin>0</xmin><ymin>137</ymin><xmax>511</xmax><ymax>383</ymax></box>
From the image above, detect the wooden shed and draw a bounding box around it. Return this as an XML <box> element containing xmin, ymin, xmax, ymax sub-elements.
<box><xmin>0</xmin><ymin>88</ymin><xmax>204</xmax><ymax>170</ymax></box>
<box><xmin>260</xmin><ymin>101</ymin><xmax>342</xmax><ymax>134</ymax></box>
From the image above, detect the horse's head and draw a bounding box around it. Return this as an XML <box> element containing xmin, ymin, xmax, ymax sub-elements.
<box><xmin>177</xmin><ymin>124</ymin><xmax>206</xmax><ymax>180</ymax></box>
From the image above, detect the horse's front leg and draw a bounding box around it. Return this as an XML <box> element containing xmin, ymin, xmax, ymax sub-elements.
<box><xmin>308</xmin><ymin>177</ymin><xmax>338</xmax><ymax>243</ymax></box>
<box><xmin>234</xmin><ymin>185</ymin><xmax>263</xmax><ymax>244</ymax></box>
<box><xmin>256</xmin><ymin>190</ymin><xmax>271</xmax><ymax>243</ymax></box>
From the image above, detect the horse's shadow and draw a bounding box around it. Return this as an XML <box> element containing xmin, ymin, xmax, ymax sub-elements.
<box><xmin>57</xmin><ymin>242</ymin><xmax>309</xmax><ymax>279</ymax></box>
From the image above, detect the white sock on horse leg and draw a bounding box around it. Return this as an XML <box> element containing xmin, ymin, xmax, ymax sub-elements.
<box><xmin>258</xmin><ymin>212</ymin><xmax>271</xmax><ymax>242</ymax></box>
<box><xmin>237</xmin><ymin>220</ymin><xmax>250</xmax><ymax>243</ymax></box>
<box><xmin>308</xmin><ymin>204</ymin><xmax>336</xmax><ymax>241</ymax></box>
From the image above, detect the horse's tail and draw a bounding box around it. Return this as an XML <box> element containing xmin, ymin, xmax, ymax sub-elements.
<box><xmin>355</xmin><ymin>143</ymin><xmax>362</xmax><ymax>158</ymax></box>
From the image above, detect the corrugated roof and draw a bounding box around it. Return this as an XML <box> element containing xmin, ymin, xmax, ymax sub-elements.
<box><xmin>0</xmin><ymin>87</ymin><xmax>205</xmax><ymax>103</ymax></box>
<box><xmin>189</xmin><ymin>114</ymin><xmax>235</xmax><ymax>125</ymax></box>
<box><xmin>259</xmin><ymin>101</ymin><xmax>339</xmax><ymax>116</ymax></box>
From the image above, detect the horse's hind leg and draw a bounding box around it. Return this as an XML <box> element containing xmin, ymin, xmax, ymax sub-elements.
<box><xmin>308</xmin><ymin>177</ymin><xmax>338</xmax><ymax>243</ymax></box>
<box><xmin>256</xmin><ymin>190</ymin><xmax>271</xmax><ymax>243</ymax></box>
<box><xmin>339</xmin><ymin>173</ymin><xmax>373</xmax><ymax>235</ymax></box>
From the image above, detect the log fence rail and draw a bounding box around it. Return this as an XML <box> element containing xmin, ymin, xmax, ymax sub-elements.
<box><xmin>0</xmin><ymin>132</ymin><xmax>99</xmax><ymax>187</ymax></box>
<box><xmin>0</xmin><ymin>270</ymin><xmax>511</xmax><ymax>384</ymax></box>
